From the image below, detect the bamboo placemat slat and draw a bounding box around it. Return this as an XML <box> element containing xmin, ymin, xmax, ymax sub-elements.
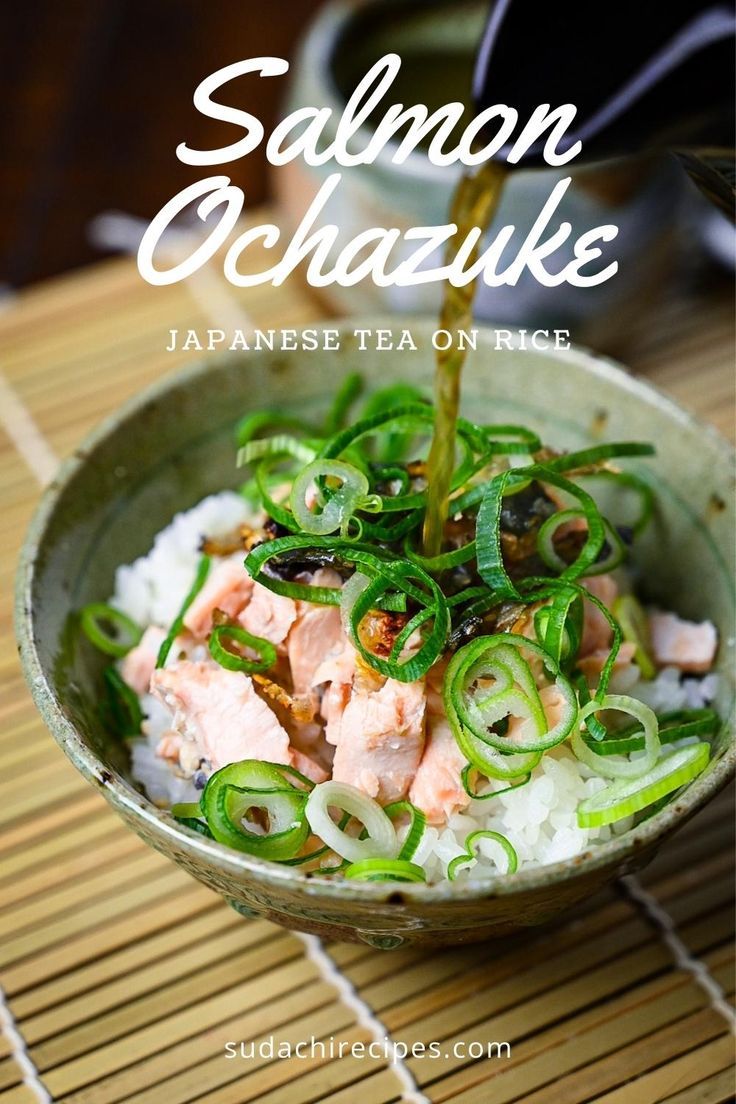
<box><xmin>0</xmin><ymin>223</ymin><xmax>733</xmax><ymax>1104</ymax></box>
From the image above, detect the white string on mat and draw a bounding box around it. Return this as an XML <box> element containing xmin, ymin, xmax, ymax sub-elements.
<box><xmin>0</xmin><ymin>370</ymin><xmax>60</xmax><ymax>487</ymax></box>
<box><xmin>297</xmin><ymin>933</ymin><xmax>430</xmax><ymax>1104</ymax></box>
<box><xmin>620</xmin><ymin>874</ymin><xmax>736</xmax><ymax>1033</ymax></box>
<box><xmin>0</xmin><ymin>983</ymin><xmax>52</xmax><ymax>1103</ymax></box>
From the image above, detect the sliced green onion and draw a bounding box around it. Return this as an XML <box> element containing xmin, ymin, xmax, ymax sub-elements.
<box><xmin>403</xmin><ymin>534</ymin><xmax>477</xmax><ymax>573</ymax></box>
<box><xmin>447</xmin><ymin>830</ymin><xmax>518</xmax><ymax>880</ymax></box>
<box><xmin>290</xmin><ymin>459</ymin><xmax>381</xmax><ymax>538</ymax></box>
<box><xmin>235</xmin><ymin>410</ymin><xmax>314</xmax><ymax>449</ymax></box>
<box><xmin>201</xmin><ymin>760</ymin><xmax>309</xmax><ymax>859</ymax></box>
<box><xmin>383</xmin><ymin>800</ymin><xmax>426</xmax><ymax>862</ymax></box>
<box><xmin>304</xmin><ymin>781</ymin><xmax>398</xmax><ymax>864</ymax></box>
<box><xmin>253</xmin><ymin>454</ymin><xmax>302</xmax><ymax>532</ymax></box>
<box><xmin>614</xmin><ymin>594</ymin><xmax>656</xmax><ymax>680</ymax></box>
<box><xmin>156</xmin><ymin>555</ymin><xmax>211</xmax><ymax>668</ymax></box>
<box><xmin>339</xmin><ymin>571</ymin><xmax>371</xmax><ymax>636</ymax></box>
<box><xmin>446</xmin><ymin>586</ymin><xmax>492</xmax><ymax>609</ymax></box>
<box><xmin>323</xmin><ymin>372</ymin><xmax>364</xmax><ymax>436</ymax></box>
<box><xmin>461</xmin><ymin>764</ymin><xmax>532</xmax><ymax>800</ymax></box>
<box><xmin>319</xmin><ymin>404</ymin><xmax>484</xmax><ymax>513</ymax></box>
<box><xmin>572</xmin><ymin>695</ymin><xmax>660</xmax><ymax>779</ymax></box>
<box><xmin>344</xmin><ymin>858</ymin><xmax>426</xmax><ymax>882</ymax></box>
<box><xmin>246</xmin><ymin>534</ymin><xmax>393</xmax><ymax>605</ymax></box>
<box><xmin>103</xmin><ymin>666</ymin><xmax>143</xmax><ymax>735</ymax></box>
<box><xmin>359</xmin><ymin>508</ymin><xmax>424</xmax><ymax>543</ymax></box>
<box><xmin>537</xmin><ymin>509</ymin><xmax>625</xmax><ymax>577</ymax></box>
<box><xmin>237</xmin><ymin>435</ymin><xmax>317</xmax><ymax>469</ymax></box>
<box><xmin>533</xmin><ymin>588</ymin><xmax>583</xmax><ymax>668</ymax></box>
<box><xmin>577</xmin><ymin>742</ymin><xmax>710</xmax><ymax>827</ymax></box>
<box><xmin>346</xmin><ymin>561</ymin><xmax>449</xmax><ymax>682</ymax></box>
<box><xmin>80</xmin><ymin>603</ymin><xmax>142</xmax><ymax>658</ymax></box>
<box><xmin>265</xmin><ymin>762</ymin><xmax>318</xmax><ymax>792</ymax></box>
<box><xmin>572</xmin><ymin>670</ymin><xmax>608</xmax><ymax>742</ymax></box>
<box><xmin>476</xmin><ymin>466</ymin><xmax>605</xmax><ymax>600</ymax></box>
<box><xmin>478</xmin><ymin>424</ymin><xmax>542</xmax><ymax>456</ymax></box>
<box><xmin>445</xmin><ymin>633</ymin><xmax>578</xmax><ymax>755</ymax></box>
<box><xmin>358</xmin><ymin>384</ymin><xmax>428</xmax><ymax>462</ymax></box>
<box><xmin>209</xmin><ymin>624</ymin><xmax>276</xmax><ymax>675</ymax></box>
<box><xmin>582</xmin><ymin>707</ymin><xmax>719</xmax><ymax>756</ymax></box>
<box><xmin>282</xmin><ymin>811</ymin><xmax>350</xmax><ymax>867</ymax></box>
<box><xmin>171</xmin><ymin>802</ymin><xmax>203</xmax><ymax>819</ymax></box>
<box><xmin>577</xmin><ymin>468</ymin><xmax>655</xmax><ymax>537</ymax></box>
<box><xmin>174</xmin><ymin>816</ymin><xmax>214</xmax><ymax>838</ymax></box>
<box><xmin>542</xmin><ymin>442</ymin><xmax>656</xmax><ymax>473</ymax></box>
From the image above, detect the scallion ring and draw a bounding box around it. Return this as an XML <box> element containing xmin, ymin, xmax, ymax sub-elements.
<box><xmin>613</xmin><ymin>594</ymin><xmax>656</xmax><ymax>680</ymax></box>
<box><xmin>383</xmin><ymin>800</ymin><xmax>426</xmax><ymax>861</ymax></box>
<box><xmin>572</xmin><ymin>695</ymin><xmax>661</xmax><ymax>779</ymax></box>
<box><xmin>445</xmin><ymin>634</ymin><xmax>578</xmax><ymax>755</ymax></box>
<box><xmin>80</xmin><ymin>603</ymin><xmax>142</xmax><ymax>658</ymax></box>
<box><xmin>304</xmin><ymin>781</ymin><xmax>398</xmax><ymax>864</ymax></box>
<box><xmin>209</xmin><ymin>624</ymin><xmax>276</xmax><ymax>675</ymax></box>
<box><xmin>344</xmin><ymin>858</ymin><xmax>426</xmax><ymax>883</ymax></box>
<box><xmin>476</xmin><ymin>466</ymin><xmax>606</xmax><ymax>600</ymax></box>
<box><xmin>290</xmin><ymin>459</ymin><xmax>381</xmax><ymax>538</ymax></box>
<box><xmin>577</xmin><ymin>743</ymin><xmax>710</xmax><ymax>828</ymax></box>
<box><xmin>447</xmin><ymin>830</ymin><xmax>518</xmax><ymax>880</ymax></box>
<box><xmin>537</xmin><ymin>509</ymin><xmax>625</xmax><ymax>577</ymax></box>
<box><xmin>237</xmin><ymin>435</ymin><xmax>317</xmax><ymax>469</ymax></box>
<box><xmin>201</xmin><ymin>760</ymin><xmax>309</xmax><ymax>859</ymax></box>
<box><xmin>461</xmin><ymin>764</ymin><xmax>532</xmax><ymax>801</ymax></box>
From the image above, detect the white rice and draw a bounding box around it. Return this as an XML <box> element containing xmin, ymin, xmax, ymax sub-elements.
<box><xmin>112</xmin><ymin>491</ymin><xmax>251</xmax><ymax>627</ymax></box>
<box><xmin>116</xmin><ymin>493</ymin><xmax>718</xmax><ymax>884</ymax></box>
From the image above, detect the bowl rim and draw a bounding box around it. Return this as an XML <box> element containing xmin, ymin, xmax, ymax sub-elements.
<box><xmin>15</xmin><ymin>318</ymin><xmax>736</xmax><ymax>906</ymax></box>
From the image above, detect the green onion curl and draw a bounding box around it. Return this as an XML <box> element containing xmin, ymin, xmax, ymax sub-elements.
<box><xmin>209</xmin><ymin>624</ymin><xmax>276</xmax><ymax>675</ymax></box>
<box><xmin>80</xmin><ymin>603</ymin><xmax>142</xmax><ymax>658</ymax></box>
<box><xmin>156</xmin><ymin>555</ymin><xmax>211</xmax><ymax>668</ymax></box>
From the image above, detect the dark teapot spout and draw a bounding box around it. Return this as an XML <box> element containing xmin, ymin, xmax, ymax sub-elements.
<box><xmin>473</xmin><ymin>0</ymin><xmax>735</xmax><ymax>213</ymax></box>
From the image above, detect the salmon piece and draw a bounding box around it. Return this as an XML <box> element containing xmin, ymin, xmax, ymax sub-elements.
<box><xmin>184</xmin><ymin>558</ymin><xmax>253</xmax><ymax>638</ymax></box>
<box><xmin>506</xmin><ymin>683</ymin><xmax>572</xmax><ymax>744</ymax></box>
<box><xmin>239</xmin><ymin>583</ymin><xmax>297</xmax><ymax>647</ymax></box>
<box><xmin>287</xmin><ymin>570</ymin><xmax>344</xmax><ymax>696</ymax></box>
<box><xmin>150</xmin><ymin>661</ymin><xmax>292</xmax><ymax>772</ymax></box>
<box><xmin>328</xmin><ymin>676</ymin><xmax>426</xmax><ymax>804</ymax></box>
<box><xmin>409</xmin><ymin>686</ymin><xmax>468</xmax><ymax>824</ymax></box>
<box><xmin>581</xmin><ymin>574</ymin><xmax>619</xmax><ymax>656</ymax></box>
<box><xmin>120</xmin><ymin>625</ymin><xmax>166</xmax><ymax>695</ymax></box>
<box><xmin>578</xmin><ymin>641</ymin><xmax>637</xmax><ymax>683</ymax></box>
<box><xmin>648</xmin><ymin>611</ymin><xmax>718</xmax><ymax>674</ymax></box>
<box><xmin>291</xmin><ymin>750</ymin><xmax>329</xmax><ymax>784</ymax></box>
<box><xmin>156</xmin><ymin>732</ymin><xmax>182</xmax><ymax>762</ymax></box>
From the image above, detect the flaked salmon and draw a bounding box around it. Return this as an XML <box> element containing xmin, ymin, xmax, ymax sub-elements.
<box><xmin>288</xmin><ymin>569</ymin><xmax>344</xmax><ymax>696</ymax></box>
<box><xmin>648</xmin><ymin>611</ymin><xmax>718</xmax><ymax>674</ymax></box>
<box><xmin>151</xmin><ymin>660</ymin><xmax>292</xmax><ymax>772</ymax></box>
<box><xmin>120</xmin><ymin>625</ymin><xmax>166</xmax><ymax>695</ymax></box>
<box><xmin>581</xmin><ymin>575</ymin><xmax>619</xmax><ymax>656</ymax></box>
<box><xmin>327</xmin><ymin>672</ymin><xmax>426</xmax><ymax>804</ymax></box>
<box><xmin>184</xmin><ymin>558</ymin><xmax>253</xmax><ymax>637</ymax></box>
<box><xmin>409</xmin><ymin>684</ymin><xmax>468</xmax><ymax>824</ymax></box>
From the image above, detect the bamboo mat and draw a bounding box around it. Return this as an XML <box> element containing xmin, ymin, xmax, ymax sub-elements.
<box><xmin>0</xmin><ymin>219</ymin><xmax>734</xmax><ymax>1104</ymax></box>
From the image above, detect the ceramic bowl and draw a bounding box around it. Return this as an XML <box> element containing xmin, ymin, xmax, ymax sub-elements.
<box><xmin>17</xmin><ymin>321</ymin><xmax>735</xmax><ymax>948</ymax></box>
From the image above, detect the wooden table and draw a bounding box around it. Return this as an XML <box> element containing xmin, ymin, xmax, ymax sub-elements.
<box><xmin>0</xmin><ymin>236</ymin><xmax>734</xmax><ymax>1104</ymax></box>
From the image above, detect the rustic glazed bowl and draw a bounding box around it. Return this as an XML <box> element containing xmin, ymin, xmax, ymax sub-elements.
<box><xmin>17</xmin><ymin>321</ymin><xmax>735</xmax><ymax>948</ymax></box>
